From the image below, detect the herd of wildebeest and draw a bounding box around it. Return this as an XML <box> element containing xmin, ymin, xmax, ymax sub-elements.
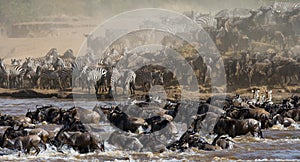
<box><xmin>0</xmin><ymin>2</ymin><xmax>300</xmax><ymax>156</ymax></box>
<box><xmin>0</xmin><ymin>88</ymin><xmax>299</xmax><ymax>155</ymax></box>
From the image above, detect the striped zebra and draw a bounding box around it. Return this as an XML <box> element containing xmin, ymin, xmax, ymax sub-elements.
<box><xmin>122</xmin><ymin>70</ymin><xmax>136</xmax><ymax>95</ymax></box>
<box><xmin>0</xmin><ymin>58</ymin><xmax>26</xmax><ymax>88</ymax></box>
<box><xmin>108</xmin><ymin>67</ymin><xmax>122</xmax><ymax>96</ymax></box>
<box><xmin>158</xmin><ymin>23</ymin><xmax>186</xmax><ymax>35</ymax></box>
<box><xmin>70</xmin><ymin>58</ymin><xmax>93</xmax><ymax>88</ymax></box>
<box><xmin>86</xmin><ymin>66</ymin><xmax>107</xmax><ymax>94</ymax></box>
<box><xmin>194</xmin><ymin>14</ymin><xmax>217</xmax><ymax>28</ymax></box>
<box><xmin>107</xmin><ymin>68</ymin><xmax>136</xmax><ymax>96</ymax></box>
<box><xmin>272</xmin><ymin>1</ymin><xmax>300</xmax><ymax>12</ymax></box>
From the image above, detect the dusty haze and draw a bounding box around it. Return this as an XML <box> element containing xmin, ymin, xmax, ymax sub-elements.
<box><xmin>0</xmin><ymin>0</ymin><xmax>277</xmax><ymax>61</ymax></box>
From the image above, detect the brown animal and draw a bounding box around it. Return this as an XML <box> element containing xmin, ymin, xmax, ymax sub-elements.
<box><xmin>227</xmin><ymin>106</ymin><xmax>271</xmax><ymax>129</ymax></box>
<box><xmin>106</xmin><ymin>106</ymin><xmax>147</xmax><ymax>133</ymax></box>
<box><xmin>60</xmin><ymin>131</ymin><xmax>104</xmax><ymax>153</ymax></box>
<box><xmin>14</xmin><ymin>135</ymin><xmax>45</xmax><ymax>155</ymax></box>
<box><xmin>212</xmin><ymin>116</ymin><xmax>263</xmax><ymax>146</ymax></box>
<box><xmin>12</xmin><ymin>116</ymin><xmax>32</xmax><ymax>125</ymax></box>
<box><xmin>23</xmin><ymin>128</ymin><xmax>50</xmax><ymax>143</ymax></box>
<box><xmin>71</xmin><ymin>107</ymin><xmax>101</xmax><ymax>124</ymax></box>
<box><xmin>282</xmin><ymin>108</ymin><xmax>300</xmax><ymax>121</ymax></box>
<box><xmin>26</xmin><ymin>105</ymin><xmax>63</xmax><ymax>124</ymax></box>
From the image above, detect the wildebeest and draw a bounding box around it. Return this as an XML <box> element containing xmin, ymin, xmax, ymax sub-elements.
<box><xmin>59</xmin><ymin>131</ymin><xmax>104</xmax><ymax>153</ymax></box>
<box><xmin>167</xmin><ymin>130</ymin><xmax>219</xmax><ymax>152</ymax></box>
<box><xmin>23</xmin><ymin>128</ymin><xmax>50</xmax><ymax>143</ymax></box>
<box><xmin>12</xmin><ymin>116</ymin><xmax>32</xmax><ymax>126</ymax></box>
<box><xmin>215</xmin><ymin>136</ymin><xmax>235</xmax><ymax>149</ymax></box>
<box><xmin>26</xmin><ymin>105</ymin><xmax>63</xmax><ymax>124</ymax></box>
<box><xmin>197</xmin><ymin>102</ymin><xmax>225</xmax><ymax>115</ymax></box>
<box><xmin>13</xmin><ymin>135</ymin><xmax>46</xmax><ymax>155</ymax></box>
<box><xmin>211</xmin><ymin>116</ymin><xmax>263</xmax><ymax>145</ymax></box>
<box><xmin>282</xmin><ymin>108</ymin><xmax>300</xmax><ymax>121</ymax></box>
<box><xmin>0</xmin><ymin>114</ymin><xmax>18</xmax><ymax>126</ymax></box>
<box><xmin>105</xmin><ymin>105</ymin><xmax>147</xmax><ymax>133</ymax></box>
<box><xmin>225</xmin><ymin>106</ymin><xmax>271</xmax><ymax>129</ymax></box>
<box><xmin>190</xmin><ymin>112</ymin><xmax>220</xmax><ymax>135</ymax></box>
<box><xmin>272</xmin><ymin>114</ymin><xmax>296</xmax><ymax>127</ymax></box>
<box><xmin>67</xmin><ymin>107</ymin><xmax>101</xmax><ymax>124</ymax></box>
<box><xmin>108</xmin><ymin>131</ymin><xmax>143</xmax><ymax>151</ymax></box>
<box><xmin>1</xmin><ymin>127</ymin><xmax>46</xmax><ymax>156</ymax></box>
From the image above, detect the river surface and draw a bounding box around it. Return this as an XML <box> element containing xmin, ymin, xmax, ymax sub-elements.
<box><xmin>0</xmin><ymin>97</ymin><xmax>299</xmax><ymax>161</ymax></box>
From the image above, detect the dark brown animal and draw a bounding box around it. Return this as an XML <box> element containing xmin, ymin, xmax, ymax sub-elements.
<box><xmin>282</xmin><ymin>108</ymin><xmax>300</xmax><ymax>121</ymax></box>
<box><xmin>212</xmin><ymin>116</ymin><xmax>263</xmax><ymax>145</ymax></box>
<box><xmin>60</xmin><ymin>131</ymin><xmax>104</xmax><ymax>153</ymax></box>
<box><xmin>106</xmin><ymin>106</ymin><xmax>147</xmax><ymax>133</ymax></box>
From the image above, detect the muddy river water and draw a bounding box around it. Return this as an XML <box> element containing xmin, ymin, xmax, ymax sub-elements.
<box><xmin>0</xmin><ymin>97</ymin><xmax>299</xmax><ymax>161</ymax></box>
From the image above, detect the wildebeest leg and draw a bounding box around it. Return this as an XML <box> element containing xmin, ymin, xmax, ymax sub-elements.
<box><xmin>259</xmin><ymin>130</ymin><xmax>263</xmax><ymax>138</ymax></box>
<box><xmin>41</xmin><ymin>141</ymin><xmax>47</xmax><ymax>150</ymax></box>
<box><xmin>33</xmin><ymin>143</ymin><xmax>40</xmax><ymax>155</ymax></box>
<box><xmin>57</xmin><ymin>143</ymin><xmax>65</xmax><ymax>154</ymax></box>
<box><xmin>212</xmin><ymin>135</ymin><xmax>221</xmax><ymax>146</ymax></box>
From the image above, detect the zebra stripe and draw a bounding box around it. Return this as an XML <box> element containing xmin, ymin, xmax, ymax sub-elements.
<box><xmin>123</xmin><ymin>70</ymin><xmax>136</xmax><ymax>95</ymax></box>
<box><xmin>272</xmin><ymin>2</ymin><xmax>300</xmax><ymax>12</ymax></box>
<box><xmin>0</xmin><ymin>59</ymin><xmax>26</xmax><ymax>88</ymax></box>
<box><xmin>71</xmin><ymin>61</ymin><xmax>87</xmax><ymax>88</ymax></box>
<box><xmin>195</xmin><ymin>15</ymin><xmax>217</xmax><ymax>28</ymax></box>
<box><xmin>86</xmin><ymin>66</ymin><xmax>107</xmax><ymax>94</ymax></box>
<box><xmin>109</xmin><ymin>67</ymin><xmax>122</xmax><ymax>96</ymax></box>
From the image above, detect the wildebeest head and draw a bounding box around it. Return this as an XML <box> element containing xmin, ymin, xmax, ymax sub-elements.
<box><xmin>190</xmin><ymin>113</ymin><xmax>207</xmax><ymax>133</ymax></box>
<box><xmin>151</xmin><ymin>71</ymin><xmax>164</xmax><ymax>85</ymax></box>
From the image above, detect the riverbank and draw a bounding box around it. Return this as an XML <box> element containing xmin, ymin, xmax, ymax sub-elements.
<box><xmin>0</xmin><ymin>87</ymin><xmax>299</xmax><ymax>103</ymax></box>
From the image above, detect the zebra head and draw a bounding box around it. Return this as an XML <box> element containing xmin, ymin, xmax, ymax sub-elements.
<box><xmin>11</xmin><ymin>59</ymin><xmax>19</xmax><ymax>65</ymax></box>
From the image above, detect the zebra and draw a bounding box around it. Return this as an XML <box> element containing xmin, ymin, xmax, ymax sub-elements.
<box><xmin>21</xmin><ymin>58</ymin><xmax>40</xmax><ymax>88</ymax></box>
<box><xmin>11</xmin><ymin>59</ymin><xmax>22</xmax><ymax>66</ymax></box>
<box><xmin>272</xmin><ymin>1</ymin><xmax>300</xmax><ymax>13</ymax></box>
<box><xmin>86</xmin><ymin>66</ymin><xmax>107</xmax><ymax>94</ymax></box>
<box><xmin>108</xmin><ymin>67</ymin><xmax>122</xmax><ymax>96</ymax></box>
<box><xmin>194</xmin><ymin>14</ymin><xmax>217</xmax><ymax>28</ymax></box>
<box><xmin>0</xmin><ymin>58</ymin><xmax>26</xmax><ymax>88</ymax></box>
<box><xmin>107</xmin><ymin>68</ymin><xmax>136</xmax><ymax>96</ymax></box>
<box><xmin>122</xmin><ymin>70</ymin><xmax>136</xmax><ymax>95</ymax></box>
<box><xmin>71</xmin><ymin>61</ymin><xmax>86</xmax><ymax>88</ymax></box>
